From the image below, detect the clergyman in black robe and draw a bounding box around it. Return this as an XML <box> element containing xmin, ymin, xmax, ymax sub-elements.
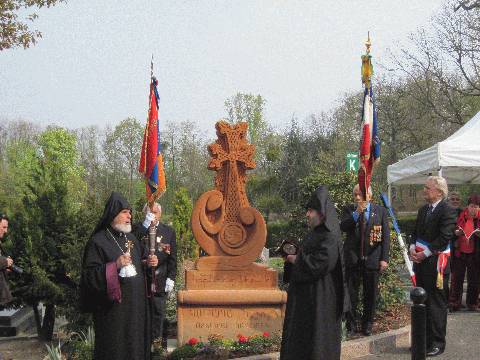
<box><xmin>80</xmin><ymin>192</ymin><xmax>158</xmax><ymax>360</ymax></box>
<box><xmin>280</xmin><ymin>186</ymin><xmax>350</xmax><ymax>360</ymax></box>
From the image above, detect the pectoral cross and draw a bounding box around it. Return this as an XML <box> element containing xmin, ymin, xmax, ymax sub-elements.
<box><xmin>125</xmin><ymin>240</ymin><xmax>134</xmax><ymax>254</ymax></box>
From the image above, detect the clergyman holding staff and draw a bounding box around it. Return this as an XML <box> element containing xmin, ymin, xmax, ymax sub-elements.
<box><xmin>80</xmin><ymin>192</ymin><xmax>158</xmax><ymax>360</ymax></box>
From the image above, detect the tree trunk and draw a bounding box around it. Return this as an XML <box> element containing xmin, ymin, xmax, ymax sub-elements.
<box><xmin>40</xmin><ymin>303</ymin><xmax>56</xmax><ymax>341</ymax></box>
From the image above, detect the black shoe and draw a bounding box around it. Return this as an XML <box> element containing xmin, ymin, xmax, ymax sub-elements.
<box><xmin>362</xmin><ymin>323</ymin><xmax>372</xmax><ymax>336</ymax></box>
<box><xmin>426</xmin><ymin>347</ymin><xmax>444</xmax><ymax>357</ymax></box>
<box><xmin>346</xmin><ymin>328</ymin><xmax>357</xmax><ymax>337</ymax></box>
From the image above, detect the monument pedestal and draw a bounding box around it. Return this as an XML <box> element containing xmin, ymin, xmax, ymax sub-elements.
<box><xmin>177</xmin><ymin>264</ymin><xmax>287</xmax><ymax>344</ymax></box>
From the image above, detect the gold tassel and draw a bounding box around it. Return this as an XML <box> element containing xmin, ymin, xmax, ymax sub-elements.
<box><xmin>437</xmin><ymin>272</ymin><xmax>443</xmax><ymax>289</ymax></box>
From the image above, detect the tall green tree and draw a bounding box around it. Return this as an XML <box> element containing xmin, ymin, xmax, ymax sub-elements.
<box><xmin>224</xmin><ymin>93</ymin><xmax>267</xmax><ymax>146</ymax></box>
<box><xmin>11</xmin><ymin>127</ymin><xmax>86</xmax><ymax>340</ymax></box>
<box><xmin>112</xmin><ymin>117</ymin><xmax>144</xmax><ymax>200</ymax></box>
<box><xmin>172</xmin><ymin>187</ymin><xmax>196</xmax><ymax>261</ymax></box>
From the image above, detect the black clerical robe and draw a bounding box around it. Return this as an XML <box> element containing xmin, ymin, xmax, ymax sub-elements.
<box><xmin>81</xmin><ymin>227</ymin><xmax>151</xmax><ymax>360</ymax></box>
<box><xmin>280</xmin><ymin>224</ymin><xmax>347</xmax><ymax>360</ymax></box>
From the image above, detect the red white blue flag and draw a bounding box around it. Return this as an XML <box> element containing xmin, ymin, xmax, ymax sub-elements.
<box><xmin>139</xmin><ymin>76</ymin><xmax>166</xmax><ymax>204</ymax></box>
<box><xmin>358</xmin><ymin>85</ymin><xmax>380</xmax><ymax>198</ymax></box>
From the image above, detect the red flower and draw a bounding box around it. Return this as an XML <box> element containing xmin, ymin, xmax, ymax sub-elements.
<box><xmin>188</xmin><ymin>338</ymin><xmax>199</xmax><ymax>345</ymax></box>
<box><xmin>238</xmin><ymin>335</ymin><xmax>248</xmax><ymax>343</ymax></box>
<box><xmin>263</xmin><ymin>331</ymin><xmax>270</xmax><ymax>337</ymax></box>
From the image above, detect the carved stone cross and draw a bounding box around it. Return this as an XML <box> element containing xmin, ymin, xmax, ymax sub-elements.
<box><xmin>208</xmin><ymin>121</ymin><xmax>255</xmax><ymax>223</ymax></box>
<box><xmin>191</xmin><ymin>120</ymin><xmax>266</xmax><ymax>270</ymax></box>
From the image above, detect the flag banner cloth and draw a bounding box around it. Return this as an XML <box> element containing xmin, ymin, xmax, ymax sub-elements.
<box><xmin>415</xmin><ymin>239</ymin><xmax>450</xmax><ymax>290</ymax></box>
<box><xmin>139</xmin><ymin>76</ymin><xmax>166</xmax><ymax>204</ymax></box>
<box><xmin>358</xmin><ymin>85</ymin><xmax>380</xmax><ymax>197</ymax></box>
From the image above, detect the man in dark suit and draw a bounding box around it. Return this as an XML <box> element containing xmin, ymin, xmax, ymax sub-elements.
<box><xmin>340</xmin><ymin>185</ymin><xmax>390</xmax><ymax>336</ymax></box>
<box><xmin>409</xmin><ymin>176</ymin><xmax>456</xmax><ymax>357</ymax></box>
<box><xmin>136</xmin><ymin>203</ymin><xmax>177</xmax><ymax>344</ymax></box>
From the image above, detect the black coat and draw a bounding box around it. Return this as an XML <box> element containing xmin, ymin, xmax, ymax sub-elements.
<box><xmin>80</xmin><ymin>192</ymin><xmax>151</xmax><ymax>360</ymax></box>
<box><xmin>280</xmin><ymin>225</ymin><xmax>348</xmax><ymax>360</ymax></box>
<box><xmin>134</xmin><ymin>222</ymin><xmax>177</xmax><ymax>296</ymax></box>
<box><xmin>410</xmin><ymin>200</ymin><xmax>457</xmax><ymax>275</ymax></box>
<box><xmin>340</xmin><ymin>203</ymin><xmax>390</xmax><ymax>270</ymax></box>
<box><xmin>80</xmin><ymin>228</ymin><xmax>151</xmax><ymax>360</ymax></box>
<box><xmin>0</xmin><ymin>256</ymin><xmax>12</xmax><ymax>305</ymax></box>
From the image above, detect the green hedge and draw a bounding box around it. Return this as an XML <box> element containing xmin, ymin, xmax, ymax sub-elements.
<box><xmin>397</xmin><ymin>214</ymin><xmax>417</xmax><ymax>239</ymax></box>
<box><xmin>266</xmin><ymin>220</ymin><xmax>290</xmax><ymax>251</ymax></box>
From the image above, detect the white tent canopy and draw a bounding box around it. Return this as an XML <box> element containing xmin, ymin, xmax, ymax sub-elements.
<box><xmin>387</xmin><ymin>111</ymin><xmax>480</xmax><ymax>185</ymax></box>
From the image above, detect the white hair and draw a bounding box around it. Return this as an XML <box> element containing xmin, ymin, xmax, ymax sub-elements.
<box><xmin>427</xmin><ymin>176</ymin><xmax>448</xmax><ymax>198</ymax></box>
<box><xmin>143</xmin><ymin>202</ymin><xmax>161</xmax><ymax>214</ymax></box>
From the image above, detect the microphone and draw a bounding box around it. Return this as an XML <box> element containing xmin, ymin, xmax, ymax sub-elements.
<box><xmin>10</xmin><ymin>264</ymin><xmax>24</xmax><ymax>274</ymax></box>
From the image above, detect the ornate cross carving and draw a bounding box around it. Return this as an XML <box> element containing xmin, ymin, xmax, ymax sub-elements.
<box><xmin>191</xmin><ymin>120</ymin><xmax>266</xmax><ymax>270</ymax></box>
<box><xmin>208</xmin><ymin>121</ymin><xmax>255</xmax><ymax>223</ymax></box>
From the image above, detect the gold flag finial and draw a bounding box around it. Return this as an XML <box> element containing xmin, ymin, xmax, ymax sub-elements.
<box><xmin>365</xmin><ymin>31</ymin><xmax>371</xmax><ymax>54</ymax></box>
<box><xmin>361</xmin><ymin>32</ymin><xmax>373</xmax><ymax>88</ymax></box>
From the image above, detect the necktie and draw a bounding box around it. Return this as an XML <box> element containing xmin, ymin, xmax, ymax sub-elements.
<box><xmin>426</xmin><ymin>205</ymin><xmax>433</xmax><ymax>222</ymax></box>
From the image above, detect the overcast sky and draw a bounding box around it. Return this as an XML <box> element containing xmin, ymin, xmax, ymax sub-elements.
<box><xmin>0</xmin><ymin>1</ymin><xmax>442</xmax><ymax>133</ymax></box>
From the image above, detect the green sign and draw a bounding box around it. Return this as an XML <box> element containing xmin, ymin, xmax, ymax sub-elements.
<box><xmin>346</xmin><ymin>152</ymin><xmax>359</xmax><ymax>172</ymax></box>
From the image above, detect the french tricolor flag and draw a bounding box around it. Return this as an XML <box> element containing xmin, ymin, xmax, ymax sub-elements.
<box><xmin>358</xmin><ymin>86</ymin><xmax>380</xmax><ymax>198</ymax></box>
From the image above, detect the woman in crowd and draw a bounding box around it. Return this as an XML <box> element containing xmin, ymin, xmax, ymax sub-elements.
<box><xmin>448</xmin><ymin>194</ymin><xmax>480</xmax><ymax>311</ymax></box>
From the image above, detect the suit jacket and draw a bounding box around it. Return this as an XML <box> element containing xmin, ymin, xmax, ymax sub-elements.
<box><xmin>340</xmin><ymin>203</ymin><xmax>390</xmax><ymax>270</ymax></box>
<box><xmin>410</xmin><ymin>199</ymin><xmax>456</xmax><ymax>275</ymax></box>
<box><xmin>134</xmin><ymin>222</ymin><xmax>177</xmax><ymax>296</ymax></box>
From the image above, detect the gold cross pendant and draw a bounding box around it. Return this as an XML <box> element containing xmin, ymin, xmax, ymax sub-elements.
<box><xmin>125</xmin><ymin>240</ymin><xmax>134</xmax><ymax>254</ymax></box>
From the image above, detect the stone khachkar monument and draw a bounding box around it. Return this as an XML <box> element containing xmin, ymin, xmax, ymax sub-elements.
<box><xmin>177</xmin><ymin>121</ymin><xmax>287</xmax><ymax>344</ymax></box>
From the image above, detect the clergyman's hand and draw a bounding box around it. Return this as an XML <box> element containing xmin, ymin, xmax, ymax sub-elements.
<box><xmin>147</xmin><ymin>255</ymin><xmax>158</xmax><ymax>267</ymax></box>
<box><xmin>6</xmin><ymin>257</ymin><xmax>13</xmax><ymax>268</ymax></box>
<box><xmin>165</xmin><ymin>278</ymin><xmax>174</xmax><ymax>293</ymax></box>
<box><xmin>143</xmin><ymin>211</ymin><xmax>156</xmax><ymax>228</ymax></box>
<box><xmin>286</xmin><ymin>255</ymin><xmax>297</xmax><ymax>264</ymax></box>
<box><xmin>116</xmin><ymin>254</ymin><xmax>132</xmax><ymax>269</ymax></box>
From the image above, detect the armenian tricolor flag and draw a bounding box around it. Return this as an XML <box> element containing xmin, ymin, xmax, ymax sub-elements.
<box><xmin>139</xmin><ymin>75</ymin><xmax>166</xmax><ymax>204</ymax></box>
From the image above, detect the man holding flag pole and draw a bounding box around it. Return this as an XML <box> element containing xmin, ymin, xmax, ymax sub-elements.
<box><xmin>137</xmin><ymin>58</ymin><xmax>177</xmax><ymax>348</ymax></box>
<box><xmin>340</xmin><ymin>34</ymin><xmax>390</xmax><ymax>337</ymax></box>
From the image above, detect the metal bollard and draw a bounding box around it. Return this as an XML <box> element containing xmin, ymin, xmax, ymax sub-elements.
<box><xmin>410</xmin><ymin>287</ymin><xmax>427</xmax><ymax>360</ymax></box>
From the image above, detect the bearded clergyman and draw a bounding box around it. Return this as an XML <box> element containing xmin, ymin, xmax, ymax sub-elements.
<box><xmin>80</xmin><ymin>192</ymin><xmax>158</xmax><ymax>360</ymax></box>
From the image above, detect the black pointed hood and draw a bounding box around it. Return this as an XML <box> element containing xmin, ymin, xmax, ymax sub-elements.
<box><xmin>306</xmin><ymin>185</ymin><xmax>340</xmax><ymax>233</ymax></box>
<box><xmin>93</xmin><ymin>192</ymin><xmax>131</xmax><ymax>235</ymax></box>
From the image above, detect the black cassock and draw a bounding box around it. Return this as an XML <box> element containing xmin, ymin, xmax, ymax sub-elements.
<box><xmin>280</xmin><ymin>186</ymin><xmax>349</xmax><ymax>360</ymax></box>
<box><xmin>80</xmin><ymin>192</ymin><xmax>151</xmax><ymax>360</ymax></box>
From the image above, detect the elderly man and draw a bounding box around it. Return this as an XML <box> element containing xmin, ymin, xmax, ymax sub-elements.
<box><xmin>448</xmin><ymin>191</ymin><xmax>462</xmax><ymax>217</ymax></box>
<box><xmin>409</xmin><ymin>176</ymin><xmax>456</xmax><ymax>357</ymax></box>
<box><xmin>0</xmin><ymin>214</ymin><xmax>13</xmax><ymax>306</ymax></box>
<box><xmin>80</xmin><ymin>192</ymin><xmax>158</xmax><ymax>360</ymax></box>
<box><xmin>135</xmin><ymin>202</ymin><xmax>177</xmax><ymax>344</ymax></box>
<box><xmin>340</xmin><ymin>185</ymin><xmax>390</xmax><ymax>336</ymax></box>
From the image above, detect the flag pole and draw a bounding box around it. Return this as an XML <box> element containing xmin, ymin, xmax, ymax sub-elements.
<box><xmin>359</xmin><ymin>33</ymin><xmax>372</xmax><ymax>261</ymax></box>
